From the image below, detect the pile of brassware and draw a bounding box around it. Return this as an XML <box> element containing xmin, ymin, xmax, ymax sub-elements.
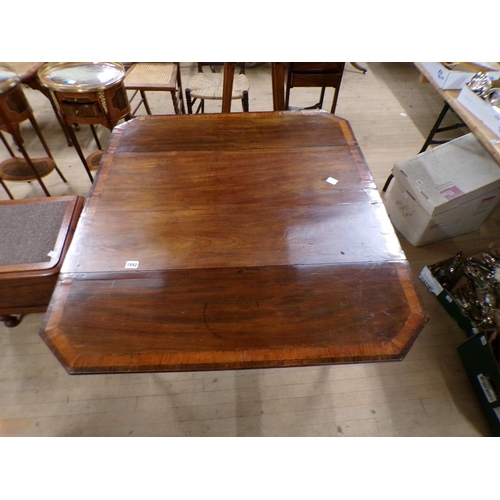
<box><xmin>430</xmin><ymin>249</ymin><xmax>500</xmax><ymax>360</ymax></box>
<box><xmin>468</xmin><ymin>72</ymin><xmax>500</xmax><ymax>110</ymax></box>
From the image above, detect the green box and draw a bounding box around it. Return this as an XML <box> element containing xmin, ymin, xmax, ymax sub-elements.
<box><xmin>420</xmin><ymin>253</ymin><xmax>500</xmax><ymax>436</ymax></box>
<box><xmin>457</xmin><ymin>333</ymin><xmax>500</xmax><ymax>436</ymax></box>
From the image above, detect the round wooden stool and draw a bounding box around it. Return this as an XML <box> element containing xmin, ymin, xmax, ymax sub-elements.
<box><xmin>0</xmin><ymin>63</ymin><xmax>67</xmax><ymax>199</ymax></box>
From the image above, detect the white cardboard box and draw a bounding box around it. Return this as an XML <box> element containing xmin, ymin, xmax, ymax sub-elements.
<box><xmin>384</xmin><ymin>133</ymin><xmax>500</xmax><ymax>246</ymax></box>
<box><xmin>457</xmin><ymin>85</ymin><xmax>500</xmax><ymax>138</ymax></box>
<box><xmin>420</xmin><ymin>62</ymin><xmax>500</xmax><ymax>90</ymax></box>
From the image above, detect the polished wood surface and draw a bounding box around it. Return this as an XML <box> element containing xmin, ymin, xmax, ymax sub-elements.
<box><xmin>415</xmin><ymin>62</ymin><xmax>500</xmax><ymax>164</ymax></box>
<box><xmin>2</xmin><ymin>63</ymin><xmax>494</xmax><ymax>438</ymax></box>
<box><xmin>40</xmin><ymin>111</ymin><xmax>426</xmax><ymax>374</ymax></box>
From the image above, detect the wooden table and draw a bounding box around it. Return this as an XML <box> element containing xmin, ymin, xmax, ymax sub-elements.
<box><xmin>40</xmin><ymin>111</ymin><xmax>426</xmax><ymax>374</ymax></box>
<box><xmin>415</xmin><ymin>62</ymin><xmax>500</xmax><ymax>164</ymax></box>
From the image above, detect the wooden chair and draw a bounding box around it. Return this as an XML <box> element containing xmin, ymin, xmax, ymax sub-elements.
<box><xmin>285</xmin><ymin>62</ymin><xmax>345</xmax><ymax>114</ymax></box>
<box><xmin>124</xmin><ymin>62</ymin><xmax>185</xmax><ymax>115</ymax></box>
<box><xmin>185</xmin><ymin>63</ymin><xmax>249</xmax><ymax>114</ymax></box>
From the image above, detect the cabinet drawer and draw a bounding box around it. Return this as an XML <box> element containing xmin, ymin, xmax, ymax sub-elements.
<box><xmin>60</xmin><ymin>101</ymin><xmax>100</xmax><ymax>119</ymax></box>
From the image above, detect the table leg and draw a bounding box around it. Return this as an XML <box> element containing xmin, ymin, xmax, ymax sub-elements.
<box><xmin>65</xmin><ymin>125</ymin><xmax>94</xmax><ymax>182</ymax></box>
<box><xmin>418</xmin><ymin>102</ymin><xmax>467</xmax><ymax>153</ymax></box>
<box><xmin>1</xmin><ymin>315</ymin><xmax>22</xmax><ymax>328</ymax></box>
<box><xmin>382</xmin><ymin>102</ymin><xmax>467</xmax><ymax>193</ymax></box>
<box><xmin>271</xmin><ymin>62</ymin><xmax>286</xmax><ymax>111</ymax></box>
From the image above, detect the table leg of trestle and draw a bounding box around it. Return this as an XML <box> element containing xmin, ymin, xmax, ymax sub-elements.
<box><xmin>65</xmin><ymin>125</ymin><xmax>94</xmax><ymax>182</ymax></box>
<box><xmin>419</xmin><ymin>102</ymin><xmax>451</xmax><ymax>153</ymax></box>
<box><xmin>382</xmin><ymin>173</ymin><xmax>394</xmax><ymax>193</ymax></box>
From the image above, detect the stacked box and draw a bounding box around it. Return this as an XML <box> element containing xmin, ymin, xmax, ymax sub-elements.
<box><xmin>457</xmin><ymin>85</ymin><xmax>500</xmax><ymax>138</ymax></box>
<box><xmin>420</xmin><ymin>62</ymin><xmax>500</xmax><ymax>89</ymax></box>
<box><xmin>384</xmin><ymin>133</ymin><xmax>500</xmax><ymax>246</ymax></box>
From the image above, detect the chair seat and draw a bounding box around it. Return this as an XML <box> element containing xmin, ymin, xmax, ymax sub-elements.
<box><xmin>187</xmin><ymin>72</ymin><xmax>249</xmax><ymax>100</ymax></box>
<box><xmin>124</xmin><ymin>63</ymin><xmax>177</xmax><ymax>91</ymax></box>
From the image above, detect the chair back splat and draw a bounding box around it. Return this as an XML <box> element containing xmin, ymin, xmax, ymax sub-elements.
<box><xmin>285</xmin><ymin>62</ymin><xmax>345</xmax><ymax>114</ymax></box>
<box><xmin>185</xmin><ymin>62</ymin><xmax>249</xmax><ymax>114</ymax></box>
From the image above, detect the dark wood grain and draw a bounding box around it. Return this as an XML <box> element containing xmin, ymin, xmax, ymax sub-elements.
<box><xmin>40</xmin><ymin>111</ymin><xmax>427</xmax><ymax>373</ymax></box>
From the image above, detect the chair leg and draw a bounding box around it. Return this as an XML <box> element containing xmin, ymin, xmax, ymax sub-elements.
<box><xmin>170</xmin><ymin>90</ymin><xmax>180</xmax><ymax>115</ymax></box>
<box><xmin>140</xmin><ymin>90</ymin><xmax>152</xmax><ymax>115</ymax></box>
<box><xmin>318</xmin><ymin>87</ymin><xmax>326</xmax><ymax>109</ymax></box>
<box><xmin>186</xmin><ymin>88</ymin><xmax>193</xmax><ymax>114</ymax></box>
<box><xmin>330</xmin><ymin>87</ymin><xmax>341</xmax><ymax>114</ymax></box>
<box><xmin>242</xmin><ymin>90</ymin><xmax>249</xmax><ymax>112</ymax></box>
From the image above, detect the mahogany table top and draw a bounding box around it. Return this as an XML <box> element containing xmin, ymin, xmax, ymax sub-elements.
<box><xmin>40</xmin><ymin>111</ymin><xmax>426</xmax><ymax>374</ymax></box>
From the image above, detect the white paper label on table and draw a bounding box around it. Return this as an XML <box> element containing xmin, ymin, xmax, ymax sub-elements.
<box><xmin>125</xmin><ymin>261</ymin><xmax>139</xmax><ymax>269</ymax></box>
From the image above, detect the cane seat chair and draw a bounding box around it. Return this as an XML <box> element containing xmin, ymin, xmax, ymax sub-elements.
<box><xmin>124</xmin><ymin>62</ymin><xmax>184</xmax><ymax>115</ymax></box>
<box><xmin>185</xmin><ymin>62</ymin><xmax>249</xmax><ymax>114</ymax></box>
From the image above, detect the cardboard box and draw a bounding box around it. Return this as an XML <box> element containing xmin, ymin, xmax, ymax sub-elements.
<box><xmin>420</xmin><ymin>62</ymin><xmax>500</xmax><ymax>90</ymax></box>
<box><xmin>457</xmin><ymin>85</ymin><xmax>500</xmax><ymax>138</ymax></box>
<box><xmin>384</xmin><ymin>134</ymin><xmax>500</xmax><ymax>246</ymax></box>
